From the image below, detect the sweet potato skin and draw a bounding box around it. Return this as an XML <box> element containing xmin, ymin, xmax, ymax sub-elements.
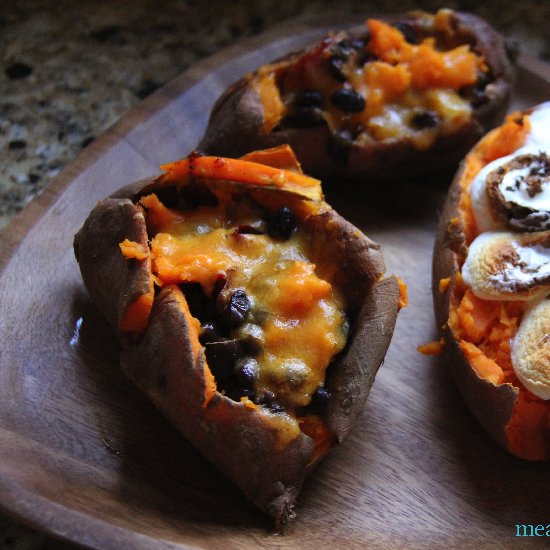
<box><xmin>432</xmin><ymin>159</ymin><xmax>519</xmax><ymax>453</ymax></box>
<box><xmin>74</xmin><ymin>197</ymin><xmax>152</xmax><ymax>336</ymax></box>
<box><xmin>74</xmin><ymin>173</ymin><xmax>400</xmax><ymax>525</ymax></box>
<box><xmin>198</xmin><ymin>11</ymin><xmax>515</xmax><ymax>182</ymax></box>
<box><xmin>119</xmin><ymin>285</ymin><xmax>314</xmax><ymax>523</ymax></box>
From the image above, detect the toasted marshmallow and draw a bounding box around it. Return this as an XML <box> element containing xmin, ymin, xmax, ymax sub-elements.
<box><xmin>462</xmin><ymin>231</ymin><xmax>550</xmax><ymax>301</ymax></box>
<box><xmin>486</xmin><ymin>153</ymin><xmax>550</xmax><ymax>231</ymax></box>
<box><xmin>511</xmin><ymin>298</ymin><xmax>550</xmax><ymax>400</ymax></box>
<box><xmin>469</xmin><ymin>102</ymin><xmax>550</xmax><ymax>233</ymax></box>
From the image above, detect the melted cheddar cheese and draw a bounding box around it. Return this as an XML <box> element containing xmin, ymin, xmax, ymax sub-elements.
<box><xmin>252</xmin><ymin>9</ymin><xmax>487</xmax><ymax>151</ymax></box>
<box><xmin>141</xmin><ymin>193</ymin><xmax>347</xmax><ymax>439</ymax></box>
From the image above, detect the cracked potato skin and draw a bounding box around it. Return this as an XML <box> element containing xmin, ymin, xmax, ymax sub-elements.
<box><xmin>74</xmin><ymin>169</ymin><xmax>401</xmax><ymax>525</ymax></box>
<box><xmin>199</xmin><ymin>11</ymin><xmax>515</xmax><ymax>182</ymax></box>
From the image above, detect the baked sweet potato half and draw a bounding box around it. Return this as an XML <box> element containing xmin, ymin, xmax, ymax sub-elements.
<box><xmin>433</xmin><ymin>102</ymin><xmax>550</xmax><ymax>460</ymax></box>
<box><xmin>199</xmin><ymin>9</ymin><xmax>515</xmax><ymax>182</ymax></box>
<box><xmin>74</xmin><ymin>145</ymin><xmax>404</xmax><ymax>526</ymax></box>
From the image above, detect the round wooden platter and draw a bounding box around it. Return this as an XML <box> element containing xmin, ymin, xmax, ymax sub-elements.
<box><xmin>1</xmin><ymin>15</ymin><xmax>550</xmax><ymax>550</ymax></box>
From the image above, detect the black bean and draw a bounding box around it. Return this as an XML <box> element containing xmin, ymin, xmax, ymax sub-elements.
<box><xmin>234</xmin><ymin>358</ymin><xmax>259</xmax><ymax>388</ymax></box>
<box><xmin>294</xmin><ymin>90</ymin><xmax>325</xmax><ymax>108</ymax></box>
<box><xmin>312</xmin><ymin>386</ymin><xmax>331</xmax><ymax>409</ymax></box>
<box><xmin>255</xmin><ymin>391</ymin><xmax>285</xmax><ymax>413</ymax></box>
<box><xmin>330</xmin><ymin>88</ymin><xmax>365</xmax><ymax>113</ymax></box>
<box><xmin>292</xmin><ymin>107</ymin><xmax>325</xmax><ymax>128</ymax></box>
<box><xmin>338</xmin><ymin>38</ymin><xmax>355</xmax><ymax>49</ymax></box>
<box><xmin>346</xmin><ymin>38</ymin><xmax>370</xmax><ymax>64</ymax></box>
<box><xmin>331</xmin><ymin>44</ymin><xmax>350</xmax><ymax>61</ymax></box>
<box><xmin>471</xmin><ymin>71</ymin><xmax>494</xmax><ymax>106</ymax></box>
<box><xmin>204</xmin><ymin>339</ymin><xmax>244</xmax><ymax>383</ymax></box>
<box><xmin>218</xmin><ymin>289</ymin><xmax>251</xmax><ymax>328</ymax></box>
<box><xmin>332</xmin><ymin>38</ymin><xmax>365</xmax><ymax>59</ymax></box>
<box><xmin>267</xmin><ymin>206</ymin><xmax>296</xmax><ymax>240</ymax></box>
<box><xmin>199</xmin><ymin>321</ymin><xmax>223</xmax><ymax>345</ymax></box>
<box><xmin>328</xmin><ymin>57</ymin><xmax>347</xmax><ymax>82</ymax></box>
<box><xmin>411</xmin><ymin>111</ymin><xmax>439</xmax><ymax>130</ymax></box>
<box><xmin>256</xmin><ymin>390</ymin><xmax>275</xmax><ymax>405</ymax></box>
<box><xmin>394</xmin><ymin>22</ymin><xmax>418</xmax><ymax>44</ymax></box>
<box><xmin>329</xmin><ymin>129</ymin><xmax>354</xmax><ymax>162</ymax></box>
<box><xmin>229</xmin><ymin>290</ymin><xmax>251</xmax><ymax>326</ymax></box>
<box><xmin>5</xmin><ymin>62</ymin><xmax>32</xmax><ymax>79</ymax></box>
<box><xmin>334</xmin><ymin>38</ymin><xmax>366</xmax><ymax>64</ymax></box>
<box><xmin>460</xmin><ymin>69</ymin><xmax>493</xmax><ymax>106</ymax></box>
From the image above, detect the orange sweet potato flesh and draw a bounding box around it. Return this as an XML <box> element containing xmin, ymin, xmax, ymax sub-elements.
<box><xmin>432</xmin><ymin>106</ymin><xmax>550</xmax><ymax>460</ymax></box>
<box><xmin>199</xmin><ymin>10</ymin><xmax>515</xmax><ymax>183</ymax></box>
<box><xmin>74</xmin><ymin>150</ymin><xmax>401</xmax><ymax>525</ymax></box>
<box><xmin>366</xmin><ymin>18</ymin><xmax>481</xmax><ymax>90</ymax></box>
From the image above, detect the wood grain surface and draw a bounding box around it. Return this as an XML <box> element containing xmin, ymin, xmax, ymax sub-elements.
<box><xmin>0</xmin><ymin>16</ymin><xmax>549</xmax><ymax>549</ymax></box>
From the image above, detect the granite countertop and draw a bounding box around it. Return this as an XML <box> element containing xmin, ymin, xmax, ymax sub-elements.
<box><xmin>1</xmin><ymin>0</ymin><xmax>549</xmax><ymax>547</ymax></box>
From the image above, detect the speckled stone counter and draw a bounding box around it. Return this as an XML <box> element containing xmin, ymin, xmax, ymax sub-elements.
<box><xmin>1</xmin><ymin>0</ymin><xmax>549</xmax><ymax>547</ymax></box>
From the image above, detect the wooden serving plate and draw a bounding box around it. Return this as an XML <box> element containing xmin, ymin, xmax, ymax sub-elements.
<box><xmin>1</xmin><ymin>16</ymin><xmax>549</xmax><ymax>549</ymax></box>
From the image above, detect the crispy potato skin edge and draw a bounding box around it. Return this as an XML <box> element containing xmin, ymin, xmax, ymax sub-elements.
<box><xmin>432</xmin><ymin>160</ymin><xmax>519</xmax><ymax>453</ymax></box>
<box><xmin>74</xmin><ymin>176</ymin><xmax>401</xmax><ymax>524</ymax></box>
<box><xmin>198</xmin><ymin>11</ymin><xmax>515</xmax><ymax>182</ymax></box>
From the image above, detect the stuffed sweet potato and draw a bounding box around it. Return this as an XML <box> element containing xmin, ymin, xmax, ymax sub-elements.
<box><xmin>199</xmin><ymin>9</ymin><xmax>515</xmax><ymax>182</ymax></box>
<box><xmin>433</xmin><ymin>102</ymin><xmax>550</xmax><ymax>460</ymax></box>
<box><xmin>74</xmin><ymin>145</ymin><xmax>404</xmax><ymax>526</ymax></box>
